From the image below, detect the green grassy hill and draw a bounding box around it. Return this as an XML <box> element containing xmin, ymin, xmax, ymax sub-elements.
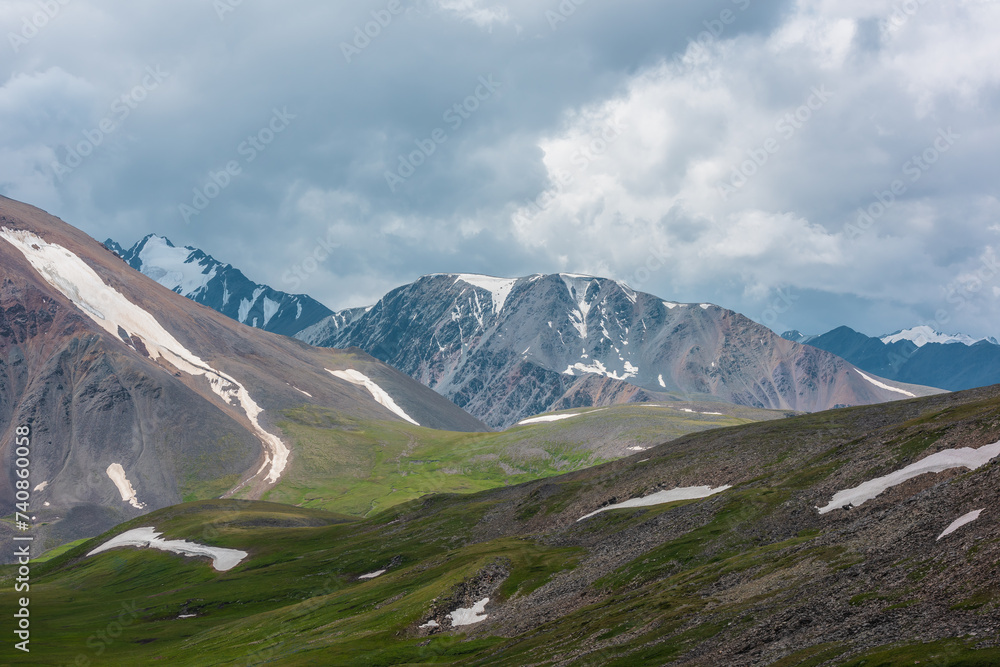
<box><xmin>4</xmin><ymin>387</ymin><xmax>1000</xmax><ymax>665</ymax></box>
<box><xmin>259</xmin><ymin>401</ymin><xmax>779</xmax><ymax>517</ymax></box>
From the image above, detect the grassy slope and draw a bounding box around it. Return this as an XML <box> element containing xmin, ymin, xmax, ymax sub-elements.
<box><xmin>4</xmin><ymin>388</ymin><xmax>1000</xmax><ymax>665</ymax></box>
<box><xmin>259</xmin><ymin>402</ymin><xmax>772</xmax><ymax>517</ymax></box>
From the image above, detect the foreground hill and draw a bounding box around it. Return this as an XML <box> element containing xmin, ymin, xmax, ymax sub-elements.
<box><xmin>7</xmin><ymin>384</ymin><xmax>999</xmax><ymax>665</ymax></box>
<box><xmin>785</xmin><ymin>325</ymin><xmax>1000</xmax><ymax>393</ymax></box>
<box><xmin>299</xmin><ymin>273</ymin><xmax>944</xmax><ymax>428</ymax></box>
<box><xmin>0</xmin><ymin>196</ymin><xmax>485</xmax><ymax>553</ymax></box>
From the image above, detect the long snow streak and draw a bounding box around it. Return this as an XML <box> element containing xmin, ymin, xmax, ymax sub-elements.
<box><xmin>327</xmin><ymin>368</ymin><xmax>420</xmax><ymax>425</ymax></box>
<box><xmin>855</xmin><ymin>369</ymin><xmax>917</xmax><ymax>398</ymax></box>
<box><xmin>87</xmin><ymin>526</ymin><xmax>247</xmax><ymax>571</ymax></box>
<box><xmin>937</xmin><ymin>509</ymin><xmax>983</xmax><ymax>541</ymax></box>
<box><xmin>517</xmin><ymin>413</ymin><xmax>583</xmax><ymax>425</ymax></box>
<box><xmin>0</xmin><ymin>228</ymin><xmax>289</xmax><ymax>485</ymax></box>
<box><xmin>817</xmin><ymin>440</ymin><xmax>1000</xmax><ymax>514</ymax></box>
<box><xmin>106</xmin><ymin>463</ymin><xmax>145</xmax><ymax>509</ymax></box>
<box><xmin>578</xmin><ymin>485</ymin><xmax>731</xmax><ymax>521</ymax></box>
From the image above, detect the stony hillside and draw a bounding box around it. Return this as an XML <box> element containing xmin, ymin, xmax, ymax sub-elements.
<box><xmin>6</xmin><ymin>384</ymin><xmax>999</xmax><ymax>665</ymax></box>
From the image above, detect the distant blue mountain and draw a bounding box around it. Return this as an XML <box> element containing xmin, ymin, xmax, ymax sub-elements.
<box><xmin>782</xmin><ymin>325</ymin><xmax>1000</xmax><ymax>391</ymax></box>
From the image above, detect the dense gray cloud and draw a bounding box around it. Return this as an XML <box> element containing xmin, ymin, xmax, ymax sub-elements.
<box><xmin>1</xmin><ymin>0</ymin><xmax>998</xmax><ymax>339</ymax></box>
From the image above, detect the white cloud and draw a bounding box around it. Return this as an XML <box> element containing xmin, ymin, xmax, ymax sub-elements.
<box><xmin>434</xmin><ymin>0</ymin><xmax>510</xmax><ymax>29</ymax></box>
<box><xmin>507</xmin><ymin>0</ymin><xmax>1000</xmax><ymax>333</ymax></box>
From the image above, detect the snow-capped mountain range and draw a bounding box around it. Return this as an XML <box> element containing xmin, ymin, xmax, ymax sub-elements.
<box><xmin>879</xmin><ymin>325</ymin><xmax>999</xmax><ymax>347</ymax></box>
<box><xmin>105</xmin><ymin>234</ymin><xmax>333</xmax><ymax>337</ymax></box>
<box><xmin>107</xmin><ymin>235</ymin><xmax>945</xmax><ymax>429</ymax></box>
<box><xmin>783</xmin><ymin>326</ymin><xmax>1000</xmax><ymax>392</ymax></box>
<box><xmin>298</xmin><ymin>273</ymin><xmax>942</xmax><ymax>428</ymax></box>
<box><xmin>785</xmin><ymin>325</ymin><xmax>998</xmax><ymax>348</ymax></box>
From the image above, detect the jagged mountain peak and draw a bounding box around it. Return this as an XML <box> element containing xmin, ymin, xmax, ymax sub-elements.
<box><xmin>300</xmin><ymin>273</ymin><xmax>942</xmax><ymax>428</ymax></box>
<box><xmin>104</xmin><ymin>234</ymin><xmax>334</xmax><ymax>337</ymax></box>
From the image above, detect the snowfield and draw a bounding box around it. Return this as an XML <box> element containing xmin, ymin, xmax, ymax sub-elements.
<box><xmin>448</xmin><ymin>598</ymin><xmax>490</xmax><ymax>626</ymax></box>
<box><xmin>937</xmin><ymin>509</ymin><xmax>984</xmax><ymax>540</ymax></box>
<box><xmin>359</xmin><ymin>569</ymin><xmax>386</xmax><ymax>580</ymax></box>
<box><xmin>563</xmin><ymin>358</ymin><xmax>639</xmax><ymax>380</ymax></box>
<box><xmin>855</xmin><ymin>369</ymin><xmax>917</xmax><ymax>398</ymax></box>
<box><xmin>818</xmin><ymin>440</ymin><xmax>1000</xmax><ymax>514</ymax></box>
<box><xmin>327</xmin><ymin>368</ymin><xmax>420</xmax><ymax>425</ymax></box>
<box><xmin>86</xmin><ymin>526</ymin><xmax>248</xmax><ymax>571</ymax></box>
<box><xmin>454</xmin><ymin>274</ymin><xmax>518</xmax><ymax>314</ymax></box>
<box><xmin>518</xmin><ymin>413</ymin><xmax>582</xmax><ymax>425</ymax></box>
<box><xmin>578</xmin><ymin>485</ymin><xmax>732</xmax><ymax>521</ymax></box>
<box><xmin>136</xmin><ymin>234</ymin><xmax>216</xmax><ymax>298</ymax></box>
<box><xmin>0</xmin><ymin>228</ymin><xmax>290</xmax><ymax>485</ymax></box>
<box><xmin>106</xmin><ymin>463</ymin><xmax>145</xmax><ymax>509</ymax></box>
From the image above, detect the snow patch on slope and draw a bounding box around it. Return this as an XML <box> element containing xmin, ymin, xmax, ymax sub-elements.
<box><xmin>560</xmin><ymin>274</ymin><xmax>597</xmax><ymax>339</ymax></box>
<box><xmin>563</xmin><ymin>359</ymin><xmax>638</xmax><ymax>380</ymax></box>
<box><xmin>262</xmin><ymin>297</ymin><xmax>280</xmax><ymax>327</ymax></box>
<box><xmin>855</xmin><ymin>369</ymin><xmax>917</xmax><ymax>398</ymax></box>
<box><xmin>106</xmin><ymin>463</ymin><xmax>145</xmax><ymax>509</ymax></box>
<box><xmin>937</xmin><ymin>509</ymin><xmax>984</xmax><ymax>540</ymax></box>
<box><xmin>579</xmin><ymin>485</ymin><xmax>731</xmax><ymax>521</ymax></box>
<box><xmin>818</xmin><ymin>441</ymin><xmax>1000</xmax><ymax>514</ymax></box>
<box><xmin>453</xmin><ymin>274</ymin><xmax>518</xmax><ymax>314</ymax></box>
<box><xmin>327</xmin><ymin>368</ymin><xmax>419</xmax><ymax>425</ymax></box>
<box><xmin>0</xmin><ymin>228</ymin><xmax>290</xmax><ymax>486</ymax></box>
<box><xmin>518</xmin><ymin>413</ymin><xmax>582</xmax><ymax>425</ymax></box>
<box><xmin>448</xmin><ymin>598</ymin><xmax>490</xmax><ymax>626</ymax></box>
<box><xmin>87</xmin><ymin>526</ymin><xmax>247</xmax><ymax>571</ymax></box>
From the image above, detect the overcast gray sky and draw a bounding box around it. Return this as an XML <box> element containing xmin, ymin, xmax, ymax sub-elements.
<box><xmin>2</xmin><ymin>0</ymin><xmax>998</xmax><ymax>338</ymax></box>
